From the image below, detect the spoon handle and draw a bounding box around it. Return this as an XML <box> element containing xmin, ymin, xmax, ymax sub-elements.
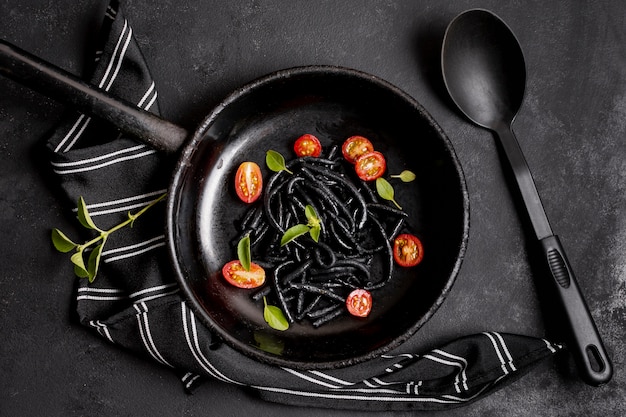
<box><xmin>495</xmin><ymin>124</ymin><xmax>553</xmax><ymax>239</ymax></box>
<box><xmin>496</xmin><ymin>125</ymin><xmax>612</xmax><ymax>386</ymax></box>
<box><xmin>539</xmin><ymin>235</ymin><xmax>613</xmax><ymax>385</ymax></box>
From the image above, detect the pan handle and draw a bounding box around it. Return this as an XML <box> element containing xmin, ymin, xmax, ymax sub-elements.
<box><xmin>0</xmin><ymin>39</ymin><xmax>188</xmax><ymax>153</ymax></box>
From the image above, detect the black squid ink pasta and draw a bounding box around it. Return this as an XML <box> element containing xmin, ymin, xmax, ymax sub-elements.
<box><xmin>232</xmin><ymin>145</ymin><xmax>409</xmax><ymax>327</ymax></box>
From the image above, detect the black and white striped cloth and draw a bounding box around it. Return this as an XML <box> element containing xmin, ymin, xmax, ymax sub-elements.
<box><xmin>46</xmin><ymin>0</ymin><xmax>563</xmax><ymax>411</ymax></box>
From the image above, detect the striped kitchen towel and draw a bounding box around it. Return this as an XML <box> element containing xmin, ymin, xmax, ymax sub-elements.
<box><xmin>45</xmin><ymin>0</ymin><xmax>563</xmax><ymax>411</ymax></box>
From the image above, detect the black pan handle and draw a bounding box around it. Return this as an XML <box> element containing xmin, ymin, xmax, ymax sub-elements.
<box><xmin>0</xmin><ymin>39</ymin><xmax>188</xmax><ymax>153</ymax></box>
<box><xmin>540</xmin><ymin>235</ymin><xmax>613</xmax><ymax>386</ymax></box>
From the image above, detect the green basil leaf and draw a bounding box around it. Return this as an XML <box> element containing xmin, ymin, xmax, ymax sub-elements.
<box><xmin>304</xmin><ymin>205</ymin><xmax>317</xmax><ymax>221</ymax></box>
<box><xmin>87</xmin><ymin>242</ymin><xmax>105</xmax><ymax>283</ymax></box>
<box><xmin>391</xmin><ymin>170</ymin><xmax>416</xmax><ymax>182</ymax></box>
<box><xmin>280</xmin><ymin>224</ymin><xmax>310</xmax><ymax>246</ymax></box>
<box><xmin>309</xmin><ymin>225</ymin><xmax>321</xmax><ymax>243</ymax></box>
<box><xmin>305</xmin><ymin>205</ymin><xmax>321</xmax><ymax>229</ymax></box>
<box><xmin>74</xmin><ymin>265</ymin><xmax>90</xmax><ymax>278</ymax></box>
<box><xmin>51</xmin><ymin>228</ymin><xmax>77</xmax><ymax>253</ymax></box>
<box><xmin>263</xmin><ymin>297</ymin><xmax>289</xmax><ymax>331</ymax></box>
<box><xmin>265</xmin><ymin>150</ymin><xmax>293</xmax><ymax>174</ymax></box>
<box><xmin>376</xmin><ymin>177</ymin><xmax>394</xmax><ymax>200</ymax></box>
<box><xmin>237</xmin><ymin>235</ymin><xmax>251</xmax><ymax>271</ymax></box>
<box><xmin>70</xmin><ymin>251</ymin><xmax>89</xmax><ymax>278</ymax></box>
<box><xmin>266</xmin><ymin>150</ymin><xmax>286</xmax><ymax>172</ymax></box>
<box><xmin>376</xmin><ymin>177</ymin><xmax>402</xmax><ymax>210</ymax></box>
<box><xmin>77</xmin><ymin>196</ymin><xmax>100</xmax><ymax>231</ymax></box>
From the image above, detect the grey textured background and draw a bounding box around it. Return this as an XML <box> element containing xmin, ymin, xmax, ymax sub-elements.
<box><xmin>1</xmin><ymin>0</ymin><xmax>624</xmax><ymax>415</ymax></box>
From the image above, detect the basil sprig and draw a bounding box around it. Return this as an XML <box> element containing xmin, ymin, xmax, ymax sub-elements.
<box><xmin>51</xmin><ymin>193</ymin><xmax>167</xmax><ymax>283</ymax></box>
<box><xmin>375</xmin><ymin>170</ymin><xmax>416</xmax><ymax>210</ymax></box>
<box><xmin>280</xmin><ymin>205</ymin><xmax>322</xmax><ymax>246</ymax></box>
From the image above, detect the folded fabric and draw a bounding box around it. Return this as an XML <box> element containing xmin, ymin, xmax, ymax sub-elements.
<box><xmin>45</xmin><ymin>0</ymin><xmax>563</xmax><ymax>411</ymax></box>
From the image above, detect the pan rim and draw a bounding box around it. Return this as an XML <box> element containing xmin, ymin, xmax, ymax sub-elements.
<box><xmin>166</xmin><ymin>64</ymin><xmax>470</xmax><ymax>369</ymax></box>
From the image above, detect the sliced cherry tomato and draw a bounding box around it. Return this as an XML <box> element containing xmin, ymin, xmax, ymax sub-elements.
<box><xmin>354</xmin><ymin>151</ymin><xmax>386</xmax><ymax>181</ymax></box>
<box><xmin>346</xmin><ymin>288</ymin><xmax>373</xmax><ymax>317</ymax></box>
<box><xmin>221</xmin><ymin>260</ymin><xmax>266</xmax><ymax>289</ymax></box>
<box><xmin>294</xmin><ymin>134</ymin><xmax>322</xmax><ymax>157</ymax></box>
<box><xmin>393</xmin><ymin>233</ymin><xmax>424</xmax><ymax>267</ymax></box>
<box><xmin>235</xmin><ymin>161</ymin><xmax>263</xmax><ymax>203</ymax></box>
<box><xmin>341</xmin><ymin>135</ymin><xmax>374</xmax><ymax>164</ymax></box>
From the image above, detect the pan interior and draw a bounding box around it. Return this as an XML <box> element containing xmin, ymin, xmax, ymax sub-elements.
<box><xmin>169</xmin><ymin>67</ymin><xmax>468</xmax><ymax>369</ymax></box>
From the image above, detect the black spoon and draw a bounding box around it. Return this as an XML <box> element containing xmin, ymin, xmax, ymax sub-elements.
<box><xmin>441</xmin><ymin>8</ymin><xmax>612</xmax><ymax>386</ymax></box>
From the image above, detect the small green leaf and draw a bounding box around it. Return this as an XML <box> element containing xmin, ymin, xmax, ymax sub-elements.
<box><xmin>77</xmin><ymin>197</ymin><xmax>100</xmax><ymax>231</ymax></box>
<box><xmin>70</xmin><ymin>250</ymin><xmax>89</xmax><ymax>278</ymax></box>
<box><xmin>391</xmin><ymin>170</ymin><xmax>416</xmax><ymax>182</ymax></box>
<box><xmin>280</xmin><ymin>224</ymin><xmax>310</xmax><ymax>246</ymax></box>
<box><xmin>237</xmin><ymin>235</ymin><xmax>251</xmax><ymax>271</ymax></box>
<box><xmin>376</xmin><ymin>177</ymin><xmax>402</xmax><ymax>210</ymax></box>
<box><xmin>263</xmin><ymin>297</ymin><xmax>289</xmax><ymax>331</ymax></box>
<box><xmin>74</xmin><ymin>264</ymin><xmax>90</xmax><ymax>278</ymax></box>
<box><xmin>304</xmin><ymin>205</ymin><xmax>316</xmax><ymax>221</ymax></box>
<box><xmin>266</xmin><ymin>150</ymin><xmax>293</xmax><ymax>174</ymax></box>
<box><xmin>309</xmin><ymin>225</ymin><xmax>321</xmax><ymax>242</ymax></box>
<box><xmin>376</xmin><ymin>177</ymin><xmax>394</xmax><ymax>199</ymax></box>
<box><xmin>87</xmin><ymin>242</ymin><xmax>105</xmax><ymax>283</ymax></box>
<box><xmin>51</xmin><ymin>228</ymin><xmax>77</xmax><ymax>253</ymax></box>
<box><xmin>305</xmin><ymin>205</ymin><xmax>321</xmax><ymax>229</ymax></box>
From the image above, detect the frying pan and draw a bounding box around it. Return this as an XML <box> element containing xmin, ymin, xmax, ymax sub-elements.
<box><xmin>0</xmin><ymin>39</ymin><xmax>469</xmax><ymax>369</ymax></box>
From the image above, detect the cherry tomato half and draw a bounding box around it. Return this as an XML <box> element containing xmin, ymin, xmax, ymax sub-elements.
<box><xmin>294</xmin><ymin>134</ymin><xmax>322</xmax><ymax>157</ymax></box>
<box><xmin>346</xmin><ymin>289</ymin><xmax>373</xmax><ymax>317</ymax></box>
<box><xmin>393</xmin><ymin>233</ymin><xmax>424</xmax><ymax>268</ymax></box>
<box><xmin>235</xmin><ymin>161</ymin><xmax>263</xmax><ymax>203</ymax></box>
<box><xmin>354</xmin><ymin>151</ymin><xmax>386</xmax><ymax>181</ymax></box>
<box><xmin>221</xmin><ymin>260</ymin><xmax>266</xmax><ymax>289</ymax></box>
<box><xmin>341</xmin><ymin>135</ymin><xmax>374</xmax><ymax>164</ymax></box>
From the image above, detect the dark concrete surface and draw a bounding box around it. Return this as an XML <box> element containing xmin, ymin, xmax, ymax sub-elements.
<box><xmin>0</xmin><ymin>1</ymin><xmax>624</xmax><ymax>416</ymax></box>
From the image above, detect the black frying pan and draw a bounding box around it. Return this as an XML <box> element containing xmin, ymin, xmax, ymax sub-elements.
<box><xmin>0</xmin><ymin>39</ymin><xmax>469</xmax><ymax>369</ymax></box>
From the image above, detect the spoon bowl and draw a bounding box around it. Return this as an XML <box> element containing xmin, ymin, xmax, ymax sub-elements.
<box><xmin>441</xmin><ymin>9</ymin><xmax>526</xmax><ymax>128</ymax></box>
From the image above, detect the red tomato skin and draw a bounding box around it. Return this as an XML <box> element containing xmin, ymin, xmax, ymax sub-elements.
<box><xmin>354</xmin><ymin>151</ymin><xmax>386</xmax><ymax>181</ymax></box>
<box><xmin>235</xmin><ymin>162</ymin><xmax>263</xmax><ymax>203</ymax></box>
<box><xmin>221</xmin><ymin>260</ymin><xmax>266</xmax><ymax>289</ymax></box>
<box><xmin>341</xmin><ymin>135</ymin><xmax>374</xmax><ymax>164</ymax></box>
<box><xmin>294</xmin><ymin>134</ymin><xmax>322</xmax><ymax>157</ymax></box>
<box><xmin>346</xmin><ymin>289</ymin><xmax>373</xmax><ymax>317</ymax></box>
<box><xmin>393</xmin><ymin>233</ymin><xmax>424</xmax><ymax>267</ymax></box>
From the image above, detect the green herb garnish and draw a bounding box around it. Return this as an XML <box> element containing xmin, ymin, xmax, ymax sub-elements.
<box><xmin>304</xmin><ymin>205</ymin><xmax>321</xmax><ymax>240</ymax></box>
<box><xmin>390</xmin><ymin>170</ymin><xmax>416</xmax><ymax>182</ymax></box>
<box><xmin>281</xmin><ymin>224</ymin><xmax>310</xmax><ymax>246</ymax></box>
<box><xmin>51</xmin><ymin>193</ymin><xmax>167</xmax><ymax>283</ymax></box>
<box><xmin>375</xmin><ymin>177</ymin><xmax>402</xmax><ymax>210</ymax></box>
<box><xmin>266</xmin><ymin>150</ymin><xmax>293</xmax><ymax>174</ymax></box>
<box><xmin>280</xmin><ymin>205</ymin><xmax>322</xmax><ymax>246</ymax></box>
<box><xmin>237</xmin><ymin>234</ymin><xmax>251</xmax><ymax>271</ymax></box>
<box><xmin>263</xmin><ymin>296</ymin><xmax>290</xmax><ymax>331</ymax></box>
